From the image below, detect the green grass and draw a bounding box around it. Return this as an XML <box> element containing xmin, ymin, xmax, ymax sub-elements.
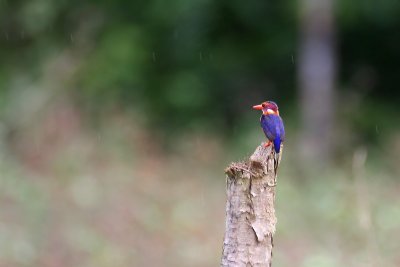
<box><xmin>0</xmin><ymin>107</ymin><xmax>399</xmax><ymax>267</ymax></box>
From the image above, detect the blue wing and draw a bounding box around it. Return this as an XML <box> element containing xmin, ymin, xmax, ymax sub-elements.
<box><xmin>260</xmin><ymin>114</ymin><xmax>285</xmax><ymax>153</ymax></box>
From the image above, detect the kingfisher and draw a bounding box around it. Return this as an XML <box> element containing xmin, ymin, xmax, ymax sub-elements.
<box><xmin>253</xmin><ymin>101</ymin><xmax>285</xmax><ymax>155</ymax></box>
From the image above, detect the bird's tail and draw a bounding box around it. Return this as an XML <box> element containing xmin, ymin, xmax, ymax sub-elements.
<box><xmin>273</xmin><ymin>137</ymin><xmax>281</xmax><ymax>153</ymax></box>
<box><xmin>273</xmin><ymin>138</ymin><xmax>283</xmax><ymax>175</ymax></box>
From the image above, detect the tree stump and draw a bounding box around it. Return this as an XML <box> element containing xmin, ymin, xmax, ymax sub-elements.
<box><xmin>221</xmin><ymin>144</ymin><xmax>281</xmax><ymax>267</ymax></box>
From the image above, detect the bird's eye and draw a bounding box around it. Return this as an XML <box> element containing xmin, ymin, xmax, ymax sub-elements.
<box><xmin>262</xmin><ymin>103</ymin><xmax>266</xmax><ymax>108</ymax></box>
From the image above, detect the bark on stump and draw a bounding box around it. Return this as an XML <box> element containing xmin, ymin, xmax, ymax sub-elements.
<box><xmin>221</xmin><ymin>144</ymin><xmax>281</xmax><ymax>267</ymax></box>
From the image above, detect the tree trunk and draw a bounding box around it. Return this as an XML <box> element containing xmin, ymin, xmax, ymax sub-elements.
<box><xmin>221</xmin><ymin>144</ymin><xmax>280</xmax><ymax>267</ymax></box>
<box><xmin>298</xmin><ymin>0</ymin><xmax>336</xmax><ymax>164</ymax></box>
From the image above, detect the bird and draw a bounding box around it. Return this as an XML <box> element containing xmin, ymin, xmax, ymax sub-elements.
<box><xmin>253</xmin><ymin>101</ymin><xmax>285</xmax><ymax>174</ymax></box>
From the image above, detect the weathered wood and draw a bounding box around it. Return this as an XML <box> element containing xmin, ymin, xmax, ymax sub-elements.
<box><xmin>221</xmin><ymin>144</ymin><xmax>281</xmax><ymax>267</ymax></box>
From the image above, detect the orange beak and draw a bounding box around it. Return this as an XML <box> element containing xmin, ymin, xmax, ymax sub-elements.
<box><xmin>252</xmin><ymin>104</ymin><xmax>263</xmax><ymax>110</ymax></box>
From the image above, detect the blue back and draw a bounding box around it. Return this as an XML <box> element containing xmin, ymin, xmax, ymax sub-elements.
<box><xmin>260</xmin><ymin>114</ymin><xmax>285</xmax><ymax>153</ymax></box>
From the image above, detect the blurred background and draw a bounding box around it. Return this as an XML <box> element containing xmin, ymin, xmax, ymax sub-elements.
<box><xmin>1</xmin><ymin>0</ymin><xmax>400</xmax><ymax>266</ymax></box>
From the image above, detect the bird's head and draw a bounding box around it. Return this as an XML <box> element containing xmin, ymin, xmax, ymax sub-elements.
<box><xmin>253</xmin><ymin>101</ymin><xmax>279</xmax><ymax>115</ymax></box>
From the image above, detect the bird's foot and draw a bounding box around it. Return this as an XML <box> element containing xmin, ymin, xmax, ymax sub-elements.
<box><xmin>264</xmin><ymin>141</ymin><xmax>272</xmax><ymax>148</ymax></box>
